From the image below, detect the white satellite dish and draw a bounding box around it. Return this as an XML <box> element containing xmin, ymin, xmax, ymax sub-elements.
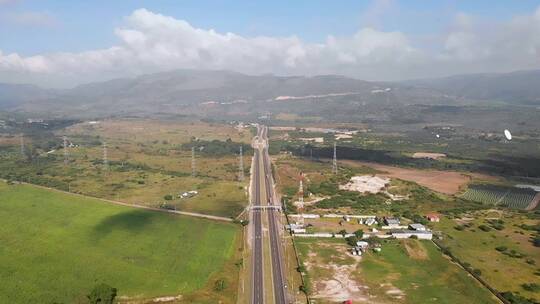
<box><xmin>436</xmin><ymin>134</ymin><xmax>440</xmax><ymax>138</ymax></box>
<box><xmin>504</xmin><ymin>129</ymin><xmax>512</xmax><ymax>141</ymax></box>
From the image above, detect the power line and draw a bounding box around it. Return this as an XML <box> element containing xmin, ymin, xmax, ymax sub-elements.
<box><xmin>191</xmin><ymin>146</ymin><xmax>196</xmax><ymax>177</ymax></box>
<box><xmin>20</xmin><ymin>133</ymin><xmax>25</xmax><ymax>157</ymax></box>
<box><xmin>103</xmin><ymin>141</ymin><xmax>108</xmax><ymax>171</ymax></box>
<box><xmin>332</xmin><ymin>142</ymin><xmax>338</xmax><ymax>174</ymax></box>
<box><xmin>238</xmin><ymin>145</ymin><xmax>244</xmax><ymax>182</ymax></box>
<box><xmin>63</xmin><ymin>135</ymin><xmax>69</xmax><ymax>166</ymax></box>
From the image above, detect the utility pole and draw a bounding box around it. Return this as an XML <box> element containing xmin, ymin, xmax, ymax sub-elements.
<box><xmin>191</xmin><ymin>146</ymin><xmax>196</xmax><ymax>177</ymax></box>
<box><xmin>20</xmin><ymin>133</ymin><xmax>25</xmax><ymax>157</ymax></box>
<box><xmin>63</xmin><ymin>136</ymin><xmax>69</xmax><ymax>166</ymax></box>
<box><xmin>103</xmin><ymin>141</ymin><xmax>108</xmax><ymax>171</ymax></box>
<box><xmin>332</xmin><ymin>141</ymin><xmax>338</xmax><ymax>174</ymax></box>
<box><xmin>238</xmin><ymin>145</ymin><xmax>244</xmax><ymax>182</ymax></box>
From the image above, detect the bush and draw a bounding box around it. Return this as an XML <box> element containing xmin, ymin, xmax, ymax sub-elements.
<box><xmin>501</xmin><ymin>291</ymin><xmax>539</xmax><ymax>304</ymax></box>
<box><xmin>214</xmin><ymin>279</ymin><xmax>227</xmax><ymax>292</ymax></box>
<box><xmin>164</xmin><ymin>194</ymin><xmax>173</xmax><ymax>200</ymax></box>
<box><xmin>495</xmin><ymin>246</ymin><xmax>508</xmax><ymax>252</ymax></box>
<box><xmin>478</xmin><ymin>225</ymin><xmax>491</xmax><ymax>232</ymax></box>
<box><xmin>87</xmin><ymin>283</ymin><xmax>117</xmax><ymax>304</ymax></box>
<box><xmin>346</xmin><ymin>236</ymin><xmax>359</xmax><ymax>247</ymax></box>
<box><xmin>522</xmin><ymin>283</ymin><xmax>540</xmax><ymax>292</ymax></box>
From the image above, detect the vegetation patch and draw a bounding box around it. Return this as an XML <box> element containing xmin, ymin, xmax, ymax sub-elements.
<box><xmin>0</xmin><ymin>182</ymin><xmax>239</xmax><ymax>303</ymax></box>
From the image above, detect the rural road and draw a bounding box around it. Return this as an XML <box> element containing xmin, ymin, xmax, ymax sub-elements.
<box><xmin>250</xmin><ymin>125</ymin><xmax>288</xmax><ymax>304</ymax></box>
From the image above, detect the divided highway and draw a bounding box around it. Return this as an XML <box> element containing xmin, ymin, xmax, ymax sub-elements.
<box><xmin>250</xmin><ymin>125</ymin><xmax>288</xmax><ymax>304</ymax></box>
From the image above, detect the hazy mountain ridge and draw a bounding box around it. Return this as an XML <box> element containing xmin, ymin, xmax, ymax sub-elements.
<box><xmin>407</xmin><ymin>69</ymin><xmax>540</xmax><ymax>105</ymax></box>
<box><xmin>1</xmin><ymin>69</ymin><xmax>539</xmax><ymax>118</ymax></box>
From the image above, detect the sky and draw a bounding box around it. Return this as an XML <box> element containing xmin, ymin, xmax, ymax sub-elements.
<box><xmin>1</xmin><ymin>0</ymin><xmax>540</xmax><ymax>88</ymax></box>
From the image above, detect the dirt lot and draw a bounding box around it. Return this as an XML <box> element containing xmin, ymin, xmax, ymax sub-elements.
<box><xmin>342</xmin><ymin>160</ymin><xmax>496</xmax><ymax>195</ymax></box>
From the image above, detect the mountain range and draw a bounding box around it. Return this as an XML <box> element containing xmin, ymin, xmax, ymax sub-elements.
<box><xmin>1</xmin><ymin>69</ymin><xmax>539</xmax><ymax>119</ymax></box>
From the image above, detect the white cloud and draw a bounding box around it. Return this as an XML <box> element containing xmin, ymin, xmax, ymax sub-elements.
<box><xmin>1</xmin><ymin>7</ymin><xmax>540</xmax><ymax>87</ymax></box>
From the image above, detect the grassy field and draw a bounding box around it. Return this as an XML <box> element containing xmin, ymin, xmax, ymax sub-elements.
<box><xmin>435</xmin><ymin>211</ymin><xmax>540</xmax><ymax>301</ymax></box>
<box><xmin>360</xmin><ymin>239</ymin><xmax>498</xmax><ymax>304</ymax></box>
<box><xmin>0</xmin><ymin>181</ymin><xmax>240</xmax><ymax>303</ymax></box>
<box><xmin>295</xmin><ymin>238</ymin><xmax>499</xmax><ymax>304</ymax></box>
<box><xmin>0</xmin><ymin>119</ymin><xmax>250</xmax><ymax>218</ymax></box>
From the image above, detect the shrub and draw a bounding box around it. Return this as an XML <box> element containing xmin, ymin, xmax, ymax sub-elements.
<box><xmin>522</xmin><ymin>283</ymin><xmax>540</xmax><ymax>292</ymax></box>
<box><xmin>164</xmin><ymin>194</ymin><xmax>173</xmax><ymax>200</ymax></box>
<box><xmin>214</xmin><ymin>279</ymin><xmax>227</xmax><ymax>292</ymax></box>
<box><xmin>495</xmin><ymin>246</ymin><xmax>508</xmax><ymax>252</ymax></box>
<box><xmin>478</xmin><ymin>225</ymin><xmax>491</xmax><ymax>232</ymax></box>
<box><xmin>346</xmin><ymin>236</ymin><xmax>359</xmax><ymax>247</ymax></box>
<box><xmin>87</xmin><ymin>283</ymin><xmax>117</xmax><ymax>304</ymax></box>
<box><xmin>354</xmin><ymin>229</ymin><xmax>364</xmax><ymax>239</ymax></box>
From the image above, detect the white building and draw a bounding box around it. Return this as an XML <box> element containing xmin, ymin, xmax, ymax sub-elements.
<box><xmin>391</xmin><ymin>230</ymin><xmax>433</xmax><ymax>240</ymax></box>
<box><xmin>409</xmin><ymin>223</ymin><xmax>427</xmax><ymax>231</ymax></box>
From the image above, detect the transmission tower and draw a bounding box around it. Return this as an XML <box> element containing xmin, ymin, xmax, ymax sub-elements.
<box><xmin>238</xmin><ymin>145</ymin><xmax>244</xmax><ymax>182</ymax></box>
<box><xmin>103</xmin><ymin>141</ymin><xmax>109</xmax><ymax>171</ymax></box>
<box><xmin>332</xmin><ymin>142</ymin><xmax>338</xmax><ymax>174</ymax></box>
<box><xmin>191</xmin><ymin>146</ymin><xmax>196</xmax><ymax>177</ymax></box>
<box><xmin>20</xmin><ymin>133</ymin><xmax>25</xmax><ymax>157</ymax></box>
<box><xmin>63</xmin><ymin>136</ymin><xmax>69</xmax><ymax>166</ymax></box>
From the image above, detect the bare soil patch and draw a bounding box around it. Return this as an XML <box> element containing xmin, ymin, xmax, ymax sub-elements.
<box><xmin>343</xmin><ymin>160</ymin><xmax>494</xmax><ymax>195</ymax></box>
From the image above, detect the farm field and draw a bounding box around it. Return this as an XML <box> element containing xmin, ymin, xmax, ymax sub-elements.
<box><xmin>462</xmin><ymin>184</ymin><xmax>540</xmax><ymax>210</ymax></box>
<box><xmin>434</xmin><ymin>210</ymin><xmax>540</xmax><ymax>302</ymax></box>
<box><xmin>0</xmin><ymin>119</ymin><xmax>251</xmax><ymax>218</ymax></box>
<box><xmin>295</xmin><ymin>238</ymin><xmax>499</xmax><ymax>304</ymax></box>
<box><xmin>0</xmin><ymin>181</ymin><xmax>240</xmax><ymax>303</ymax></box>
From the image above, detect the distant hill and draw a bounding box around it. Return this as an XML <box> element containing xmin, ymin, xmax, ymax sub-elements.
<box><xmin>407</xmin><ymin>69</ymin><xmax>540</xmax><ymax>105</ymax></box>
<box><xmin>1</xmin><ymin>69</ymin><xmax>539</xmax><ymax>119</ymax></box>
<box><xmin>0</xmin><ymin>69</ymin><xmax>450</xmax><ymax>117</ymax></box>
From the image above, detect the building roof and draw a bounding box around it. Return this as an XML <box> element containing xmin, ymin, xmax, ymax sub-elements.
<box><xmin>409</xmin><ymin>223</ymin><xmax>426</xmax><ymax>230</ymax></box>
<box><xmin>391</xmin><ymin>229</ymin><xmax>432</xmax><ymax>235</ymax></box>
<box><xmin>385</xmin><ymin>217</ymin><xmax>400</xmax><ymax>225</ymax></box>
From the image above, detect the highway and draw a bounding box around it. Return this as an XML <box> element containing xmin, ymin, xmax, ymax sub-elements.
<box><xmin>250</xmin><ymin>125</ymin><xmax>288</xmax><ymax>304</ymax></box>
<box><xmin>251</xmin><ymin>131</ymin><xmax>264</xmax><ymax>304</ymax></box>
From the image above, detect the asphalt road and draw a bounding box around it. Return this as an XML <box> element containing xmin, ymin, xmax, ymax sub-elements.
<box><xmin>250</xmin><ymin>125</ymin><xmax>288</xmax><ymax>304</ymax></box>
<box><xmin>251</xmin><ymin>128</ymin><xmax>264</xmax><ymax>304</ymax></box>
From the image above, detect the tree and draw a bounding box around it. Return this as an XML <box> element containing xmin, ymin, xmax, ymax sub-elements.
<box><xmin>163</xmin><ymin>194</ymin><xmax>173</xmax><ymax>200</ymax></box>
<box><xmin>87</xmin><ymin>283</ymin><xmax>117</xmax><ymax>304</ymax></box>
<box><xmin>346</xmin><ymin>236</ymin><xmax>359</xmax><ymax>247</ymax></box>
<box><xmin>338</xmin><ymin>229</ymin><xmax>347</xmax><ymax>237</ymax></box>
<box><xmin>354</xmin><ymin>229</ymin><xmax>364</xmax><ymax>239</ymax></box>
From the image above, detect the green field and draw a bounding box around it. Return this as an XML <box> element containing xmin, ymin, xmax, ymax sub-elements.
<box><xmin>296</xmin><ymin>238</ymin><xmax>498</xmax><ymax>304</ymax></box>
<box><xmin>434</xmin><ymin>212</ymin><xmax>540</xmax><ymax>302</ymax></box>
<box><xmin>360</xmin><ymin>240</ymin><xmax>498</xmax><ymax>304</ymax></box>
<box><xmin>0</xmin><ymin>181</ymin><xmax>239</xmax><ymax>303</ymax></box>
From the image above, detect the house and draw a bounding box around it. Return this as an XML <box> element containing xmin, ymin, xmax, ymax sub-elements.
<box><xmin>426</xmin><ymin>213</ymin><xmax>440</xmax><ymax>222</ymax></box>
<box><xmin>384</xmin><ymin>217</ymin><xmax>400</xmax><ymax>227</ymax></box>
<box><xmin>409</xmin><ymin>223</ymin><xmax>427</xmax><ymax>231</ymax></box>
<box><xmin>391</xmin><ymin>230</ymin><xmax>433</xmax><ymax>240</ymax></box>
<box><xmin>356</xmin><ymin>241</ymin><xmax>369</xmax><ymax>250</ymax></box>
<box><xmin>364</xmin><ymin>218</ymin><xmax>377</xmax><ymax>226</ymax></box>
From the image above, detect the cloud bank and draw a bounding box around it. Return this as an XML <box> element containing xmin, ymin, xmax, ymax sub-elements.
<box><xmin>1</xmin><ymin>7</ymin><xmax>540</xmax><ymax>87</ymax></box>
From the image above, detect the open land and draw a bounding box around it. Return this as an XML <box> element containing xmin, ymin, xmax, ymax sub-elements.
<box><xmin>0</xmin><ymin>181</ymin><xmax>240</xmax><ymax>303</ymax></box>
<box><xmin>0</xmin><ymin>119</ymin><xmax>251</xmax><ymax>218</ymax></box>
<box><xmin>295</xmin><ymin>238</ymin><xmax>499</xmax><ymax>304</ymax></box>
